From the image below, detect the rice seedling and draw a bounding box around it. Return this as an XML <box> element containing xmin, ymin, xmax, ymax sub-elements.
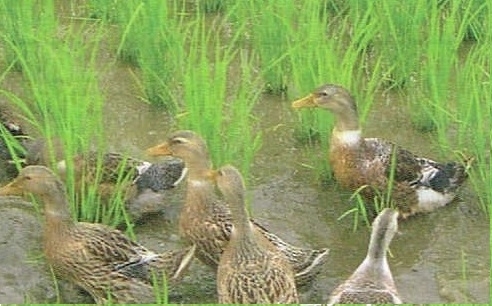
<box><xmin>177</xmin><ymin>15</ymin><xmax>262</xmax><ymax>183</ymax></box>
<box><xmin>409</xmin><ymin>1</ymin><xmax>466</xmax><ymax>135</ymax></box>
<box><xmin>114</xmin><ymin>0</ymin><xmax>143</xmax><ymax>65</ymax></box>
<box><xmin>247</xmin><ymin>0</ymin><xmax>295</xmax><ymax>94</ymax></box>
<box><xmin>454</xmin><ymin>41</ymin><xmax>491</xmax><ymax>215</ymax></box>
<box><xmin>0</xmin><ymin>9</ymin><xmax>135</xmax><ymax>229</ymax></box>
<box><xmin>0</xmin><ymin>0</ymin><xmax>56</xmax><ymax>71</ymax></box>
<box><xmin>134</xmin><ymin>0</ymin><xmax>186</xmax><ymax>110</ymax></box>
<box><xmin>152</xmin><ymin>271</ymin><xmax>168</xmax><ymax>304</ymax></box>
<box><xmin>114</xmin><ymin>0</ymin><xmax>187</xmax><ymax>109</ymax></box>
<box><xmin>372</xmin><ymin>0</ymin><xmax>428</xmax><ymax>89</ymax></box>
<box><xmin>197</xmin><ymin>0</ymin><xmax>228</xmax><ymax>13</ymax></box>
<box><xmin>87</xmin><ymin>0</ymin><xmax>119</xmax><ymax>22</ymax></box>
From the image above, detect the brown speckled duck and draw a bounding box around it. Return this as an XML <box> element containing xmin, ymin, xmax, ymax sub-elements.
<box><xmin>0</xmin><ymin>165</ymin><xmax>195</xmax><ymax>304</ymax></box>
<box><xmin>292</xmin><ymin>84</ymin><xmax>471</xmax><ymax>218</ymax></box>
<box><xmin>328</xmin><ymin>208</ymin><xmax>402</xmax><ymax>304</ymax></box>
<box><xmin>213</xmin><ymin>165</ymin><xmax>298</xmax><ymax>303</ymax></box>
<box><xmin>146</xmin><ymin>130</ymin><xmax>329</xmax><ymax>288</ymax></box>
<box><xmin>45</xmin><ymin>149</ymin><xmax>186</xmax><ymax>221</ymax></box>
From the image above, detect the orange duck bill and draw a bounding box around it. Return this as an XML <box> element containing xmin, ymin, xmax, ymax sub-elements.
<box><xmin>0</xmin><ymin>179</ymin><xmax>25</xmax><ymax>196</ymax></box>
<box><xmin>291</xmin><ymin>94</ymin><xmax>318</xmax><ymax>108</ymax></box>
<box><xmin>146</xmin><ymin>143</ymin><xmax>172</xmax><ymax>156</ymax></box>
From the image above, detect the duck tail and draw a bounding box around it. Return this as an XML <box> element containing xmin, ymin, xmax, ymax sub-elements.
<box><xmin>251</xmin><ymin>219</ymin><xmax>329</xmax><ymax>287</ymax></box>
<box><xmin>149</xmin><ymin>244</ymin><xmax>196</xmax><ymax>282</ymax></box>
<box><xmin>427</xmin><ymin>158</ymin><xmax>471</xmax><ymax>193</ymax></box>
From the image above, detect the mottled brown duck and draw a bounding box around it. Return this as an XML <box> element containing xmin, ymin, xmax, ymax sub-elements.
<box><xmin>146</xmin><ymin>130</ymin><xmax>329</xmax><ymax>288</ymax></box>
<box><xmin>0</xmin><ymin>165</ymin><xmax>195</xmax><ymax>304</ymax></box>
<box><xmin>214</xmin><ymin>165</ymin><xmax>298</xmax><ymax>303</ymax></box>
<box><xmin>328</xmin><ymin>208</ymin><xmax>402</xmax><ymax>304</ymax></box>
<box><xmin>26</xmin><ymin>145</ymin><xmax>187</xmax><ymax>221</ymax></box>
<box><xmin>292</xmin><ymin>84</ymin><xmax>471</xmax><ymax>218</ymax></box>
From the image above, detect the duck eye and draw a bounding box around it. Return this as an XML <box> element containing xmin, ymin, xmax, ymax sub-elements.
<box><xmin>171</xmin><ymin>137</ymin><xmax>186</xmax><ymax>145</ymax></box>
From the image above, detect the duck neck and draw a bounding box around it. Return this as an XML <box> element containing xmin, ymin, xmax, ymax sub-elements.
<box><xmin>182</xmin><ymin>156</ymin><xmax>215</xmax><ymax>223</ymax></box>
<box><xmin>331</xmin><ymin>129</ymin><xmax>362</xmax><ymax>148</ymax></box>
<box><xmin>39</xmin><ymin>181</ymin><xmax>75</xmax><ymax>249</ymax></box>
<box><xmin>331</xmin><ymin>104</ymin><xmax>361</xmax><ymax>147</ymax></box>
<box><xmin>184</xmin><ymin>154</ymin><xmax>213</xmax><ymax>181</ymax></box>
<box><xmin>229</xmin><ymin>194</ymin><xmax>254</xmax><ymax>240</ymax></box>
<box><xmin>39</xmin><ymin>179</ymin><xmax>72</xmax><ymax>221</ymax></box>
<box><xmin>366</xmin><ymin>222</ymin><xmax>391</xmax><ymax>265</ymax></box>
<box><xmin>333</xmin><ymin>99</ymin><xmax>360</xmax><ymax>132</ymax></box>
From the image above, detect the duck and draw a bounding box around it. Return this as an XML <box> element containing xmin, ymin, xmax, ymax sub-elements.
<box><xmin>61</xmin><ymin>151</ymin><xmax>186</xmax><ymax>199</ymax></box>
<box><xmin>0</xmin><ymin>165</ymin><xmax>195</xmax><ymax>304</ymax></box>
<box><xmin>27</xmin><ymin>146</ymin><xmax>187</xmax><ymax>221</ymax></box>
<box><xmin>328</xmin><ymin>208</ymin><xmax>402</xmax><ymax>304</ymax></box>
<box><xmin>146</xmin><ymin>130</ymin><xmax>329</xmax><ymax>288</ymax></box>
<box><xmin>292</xmin><ymin>83</ymin><xmax>471</xmax><ymax>218</ymax></box>
<box><xmin>213</xmin><ymin>165</ymin><xmax>298</xmax><ymax>303</ymax></box>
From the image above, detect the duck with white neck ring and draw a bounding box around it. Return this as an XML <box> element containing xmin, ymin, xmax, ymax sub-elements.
<box><xmin>292</xmin><ymin>83</ymin><xmax>472</xmax><ymax>218</ymax></box>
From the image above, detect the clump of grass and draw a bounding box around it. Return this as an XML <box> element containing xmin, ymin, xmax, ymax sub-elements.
<box><xmin>0</xmin><ymin>0</ymin><xmax>56</xmax><ymax>71</ymax></box>
<box><xmin>0</xmin><ymin>11</ymin><xmax>133</xmax><ymax>228</ymax></box>
<box><xmin>197</xmin><ymin>0</ymin><xmax>228</xmax><ymax>13</ymax></box>
<box><xmin>178</xmin><ymin>15</ymin><xmax>261</xmax><ymax>184</ymax></box>
<box><xmin>454</xmin><ymin>42</ymin><xmax>490</xmax><ymax>215</ymax></box>
<box><xmin>408</xmin><ymin>1</ymin><xmax>465</xmax><ymax>135</ymax></box>
<box><xmin>372</xmin><ymin>0</ymin><xmax>428</xmax><ymax>89</ymax></box>
<box><xmin>247</xmin><ymin>0</ymin><xmax>295</xmax><ymax>94</ymax></box>
<box><xmin>114</xmin><ymin>0</ymin><xmax>143</xmax><ymax>65</ymax></box>
<box><xmin>87</xmin><ymin>0</ymin><xmax>119</xmax><ymax>22</ymax></box>
<box><xmin>115</xmin><ymin>0</ymin><xmax>186</xmax><ymax>110</ymax></box>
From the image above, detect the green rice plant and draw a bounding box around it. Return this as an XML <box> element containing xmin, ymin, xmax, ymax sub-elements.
<box><xmin>197</xmin><ymin>0</ymin><xmax>228</xmax><ymax>13</ymax></box>
<box><xmin>443</xmin><ymin>0</ymin><xmax>489</xmax><ymax>42</ymax></box>
<box><xmin>114</xmin><ymin>0</ymin><xmax>143</xmax><ymax>65</ymax></box>
<box><xmin>0</xmin><ymin>17</ymin><xmax>134</xmax><ymax>228</ymax></box>
<box><xmin>0</xmin><ymin>0</ymin><xmax>56</xmax><ymax>71</ymax></box>
<box><xmin>248</xmin><ymin>0</ymin><xmax>295</xmax><ymax>94</ymax></box>
<box><xmin>115</xmin><ymin>0</ymin><xmax>186</xmax><ymax>109</ymax></box>
<box><xmin>337</xmin><ymin>191</ymin><xmax>371</xmax><ymax>232</ymax></box>
<box><xmin>136</xmin><ymin>0</ymin><xmax>186</xmax><ymax>110</ymax></box>
<box><xmin>454</xmin><ymin>41</ymin><xmax>491</xmax><ymax>215</ymax></box>
<box><xmin>48</xmin><ymin>265</ymin><xmax>62</xmax><ymax>304</ymax></box>
<box><xmin>178</xmin><ymin>15</ymin><xmax>261</xmax><ymax>184</ymax></box>
<box><xmin>372</xmin><ymin>0</ymin><xmax>428</xmax><ymax>89</ymax></box>
<box><xmin>152</xmin><ymin>271</ymin><xmax>168</xmax><ymax>304</ymax></box>
<box><xmin>289</xmin><ymin>0</ymin><xmax>381</xmax><ymax>182</ymax></box>
<box><xmin>87</xmin><ymin>0</ymin><xmax>119</xmax><ymax>22</ymax></box>
<box><xmin>409</xmin><ymin>1</ymin><xmax>464</xmax><ymax>135</ymax></box>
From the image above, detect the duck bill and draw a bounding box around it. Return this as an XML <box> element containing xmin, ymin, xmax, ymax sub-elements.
<box><xmin>146</xmin><ymin>143</ymin><xmax>172</xmax><ymax>156</ymax></box>
<box><xmin>0</xmin><ymin>180</ymin><xmax>24</xmax><ymax>196</ymax></box>
<box><xmin>206</xmin><ymin>169</ymin><xmax>218</xmax><ymax>181</ymax></box>
<box><xmin>292</xmin><ymin>94</ymin><xmax>317</xmax><ymax>109</ymax></box>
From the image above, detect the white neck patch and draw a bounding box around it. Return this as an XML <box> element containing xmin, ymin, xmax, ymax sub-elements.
<box><xmin>334</xmin><ymin>130</ymin><xmax>361</xmax><ymax>146</ymax></box>
<box><xmin>189</xmin><ymin>179</ymin><xmax>207</xmax><ymax>187</ymax></box>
